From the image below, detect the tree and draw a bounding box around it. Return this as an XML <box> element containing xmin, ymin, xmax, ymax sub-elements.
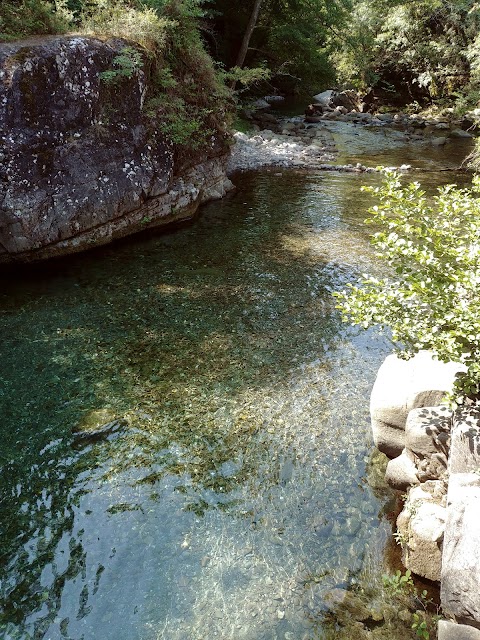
<box><xmin>332</xmin><ymin>0</ymin><xmax>480</xmax><ymax>104</ymax></box>
<box><xmin>335</xmin><ymin>170</ymin><xmax>480</xmax><ymax>401</ymax></box>
<box><xmin>234</xmin><ymin>0</ymin><xmax>264</xmax><ymax>71</ymax></box>
<box><xmin>209</xmin><ymin>0</ymin><xmax>351</xmax><ymax>93</ymax></box>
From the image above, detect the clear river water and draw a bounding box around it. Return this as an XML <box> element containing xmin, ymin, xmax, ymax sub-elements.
<box><xmin>0</xmin><ymin>123</ymin><xmax>473</xmax><ymax>640</ymax></box>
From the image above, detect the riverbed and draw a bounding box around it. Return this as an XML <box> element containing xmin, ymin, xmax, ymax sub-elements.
<box><xmin>0</xmin><ymin>124</ymin><xmax>473</xmax><ymax>640</ymax></box>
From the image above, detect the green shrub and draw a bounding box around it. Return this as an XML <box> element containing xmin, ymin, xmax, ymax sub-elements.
<box><xmin>99</xmin><ymin>45</ymin><xmax>143</xmax><ymax>83</ymax></box>
<box><xmin>142</xmin><ymin>0</ymin><xmax>234</xmax><ymax>154</ymax></box>
<box><xmin>80</xmin><ymin>0</ymin><xmax>172</xmax><ymax>51</ymax></box>
<box><xmin>334</xmin><ymin>170</ymin><xmax>480</xmax><ymax>402</ymax></box>
<box><xmin>0</xmin><ymin>0</ymin><xmax>71</xmax><ymax>41</ymax></box>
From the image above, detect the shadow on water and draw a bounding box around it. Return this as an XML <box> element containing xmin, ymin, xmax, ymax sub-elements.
<box><xmin>0</xmin><ymin>166</ymin><xmax>469</xmax><ymax>639</ymax></box>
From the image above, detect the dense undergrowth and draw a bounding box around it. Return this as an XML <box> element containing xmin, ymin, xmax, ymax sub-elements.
<box><xmin>0</xmin><ymin>0</ymin><xmax>235</xmax><ymax>159</ymax></box>
<box><xmin>2</xmin><ymin>0</ymin><xmax>480</xmax><ymax>113</ymax></box>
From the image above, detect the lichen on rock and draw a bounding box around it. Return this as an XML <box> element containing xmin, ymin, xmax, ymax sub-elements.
<box><xmin>0</xmin><ymin>36</ymin><xmax>233</xmax><ymax>262</ymax></box>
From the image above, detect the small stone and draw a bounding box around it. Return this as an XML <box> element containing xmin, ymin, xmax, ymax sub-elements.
<box><xmin>450</xmin><ymin>128</ymin><xmax>473</xmax><ymax>138</ymax></box>
<box><xmin>277</xmin><ymin>609</ymin><xmax>285</xmax><ymax>620</ymax></box>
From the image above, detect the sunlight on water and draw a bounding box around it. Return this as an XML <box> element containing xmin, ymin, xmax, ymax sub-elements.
<box><xmin>0</xmin><ymin>152</ymin><xmax>470</xmax><ymax>639</ymax></box>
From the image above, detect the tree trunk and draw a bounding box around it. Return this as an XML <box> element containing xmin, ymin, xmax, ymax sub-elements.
<box><xmin>234</xmin><ymin>0</ymin><xmax>263</xmax><ymax>70</ymax></box>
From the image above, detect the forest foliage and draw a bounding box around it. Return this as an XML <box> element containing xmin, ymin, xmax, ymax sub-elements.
<box><xmin>335</xmin><ymin>171</ymin><xmax>480</xmax><ymax>401</ymax></box>
<box><xmin>1</xmin><ymin>0</ymin><xmax>480</xmax><ymax>110</ymax></box>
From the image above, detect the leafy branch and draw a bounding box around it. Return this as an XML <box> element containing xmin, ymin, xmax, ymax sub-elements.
<box><xmin>334</xmin><ymin>170</ymin><xmax>480</xmax><ymax>402</ymax></box>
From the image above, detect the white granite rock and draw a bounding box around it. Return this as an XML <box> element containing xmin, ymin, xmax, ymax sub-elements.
<box><xmin>438</xmin><ymin>620</ymin><xmax>480</xmax><ymax>640</ymax></box>
<box><xmin>397</xmin><ymin>500</ymin><xmax>446</xmax><ymax>582</ymax></box>
<box><xmin>405</xmin><ymin>406</ymin><xmax>452</xmax><ymax>457</ymax></box>
<box><xmin>441</xmin><ymin>473</ymin><xmax>480</xmax><ymax>624</ymax></box>
<box><xmin>312</xmin><ymin>90</ymin><xmax>335</xmax><ymax>105</ymax></box>
<box><xmin>450</xmin><ymin>408</ymin><xmax>480</xmax><ymax>475</ymax></box>
<box><xmin>370</xmin><ymin>351</ymin><xmax>465</xmax><ymax>458</ymax></box>
<box><xmin>385</xmin><ymin>450</ymin><xmax>418</xmax><ymax>491</ymax></box>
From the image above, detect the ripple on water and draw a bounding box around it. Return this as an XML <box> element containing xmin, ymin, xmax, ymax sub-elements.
<box><xmin>0</xmin><ymin>167</ymin><xmax>463</xmax><ymax>639</ymax></box>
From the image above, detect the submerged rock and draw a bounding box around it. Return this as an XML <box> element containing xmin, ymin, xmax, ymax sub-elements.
<box><xmin>72</xmin><ymin>409</ymin><xmax>126</xmax><ymax>445</ymax></box>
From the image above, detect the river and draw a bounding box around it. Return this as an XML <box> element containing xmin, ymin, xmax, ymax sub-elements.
<box><xmin>0</xmin><ymin>124</ymin><xmax>473</xmax><ymax>639</ymax></box>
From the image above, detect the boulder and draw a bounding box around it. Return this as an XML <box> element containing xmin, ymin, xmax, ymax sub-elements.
<box><xmin>405</xmin><ymin>406</ymin><xmax>452</xmax><ymax>458</ymax></box>
<box><xmin>333</xmin><ymin>90</ymin><xmax>360</xmax><ymax>112</ymax></box>
<box><xmin>405</xmin><ymin>405</ymin><xmax>453</xmax><ymax>457</ymax></box>
<box><xmin>0</xmin><ymin>37</ymin><xmax>232</xmax><ymax>263</ymax></box>
<box><xmin>312</xmin><ymin>89</ymin><xmax>336</xmax><ymax>105</ymax></box>
<box><xmin>416</xmin><ymin>451</ymin><xmax>449</xmax><ymax>483</ymax></box>
<box><xmin>438</xmin><ymin>620</ymin><xmax>480</xmax><ymax>640</ymax></box>
<box><xmin>404</xmin><ymin>405</ymin><xmax>451</xmax><ymax>482</ymax></box>
<box><xmin>449</xmin><ymin>408</ymin><xmax>480</xmax><ymax>474</ymax></box>
<box><xmin>397</xmin><ymin>500</ymin><xmax>446</xmax><ymax>581</ymax></box>
<box><xmin>441</xmin><ymin>473</ymin><xmax>480</xmax><ymax>625</ymax></box>
<box><xmin>385</xmin><ymin>450</ymin><xmax>418</xmax><ymax>490</ymax></box>
<box><xmin>432</xmin><ymin>137</ymin><xmax>447</xmax><ymax>146</ymax></box>
<box><xmin>370</xmin><ymin>351</ymin><xmax>465</xmax><ymax>458</ymax></box>
<box><xmin>252</xmin><ymin>98</ymin><xmax>271</xmax><ymax>110</ymax></box>
<box><xmin>311</xmin><ymin>89</ymin><xmax>360</xmax><ymax>113</ymax></box>
<box><xmin>409</xmin><ymin>480</ymin><xmax>447</xmax><ymax>506</ymax></box>
<box><xmin>450</xmin><ymin>129</ymin><xmax>473</xmax><ymax>138</ymax></box>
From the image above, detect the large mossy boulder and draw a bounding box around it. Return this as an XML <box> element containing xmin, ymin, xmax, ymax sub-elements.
<box><xmin>0</xmin><ymin>36</ymin><xmax>232</xmax><ymax>263</ymax></box>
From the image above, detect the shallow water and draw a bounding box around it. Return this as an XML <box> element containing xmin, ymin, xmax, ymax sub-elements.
<box><xmin>0</xmin><ymin>138</ymin><xmax>472</xmax><ymax>640</ymax></box>
<box><xmin>327</xmin><ymin>119</ymin><xmax>474</xmax><ymax>171</ymax></box>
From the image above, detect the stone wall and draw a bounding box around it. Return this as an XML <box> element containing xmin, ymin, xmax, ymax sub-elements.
<box><xmin>0</xmin><ymin>36</ymin><xmax>233</xmax><ymax>263</ymax></box>
<box><xmin>371</xmin><ymin>352</ymin><xmax>480</xmax><ymax>639</ymax></box>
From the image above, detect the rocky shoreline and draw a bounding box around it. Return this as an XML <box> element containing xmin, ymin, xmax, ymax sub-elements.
<box><xmin>371</xmin><ymin>352</ymin><xmax>480</xmax><ymax>640</ymax></box>
<box><xmin>228</xmin><ymin>125</ymin><xmax>382</xmax><ymax>174</ymax></box>
<box><xmin>228</xmin><ymin>95</ymin><xmax>477</xmax><ymax>174</ymax></box>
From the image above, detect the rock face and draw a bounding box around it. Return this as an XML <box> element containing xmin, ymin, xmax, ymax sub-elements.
<box><xmin>311</xmin><ymin>89</ymin><xmax>361</xmax><ymax>112</ymax></box>
<box><xmin>441</xmin><ymin>474</ymin><xmax>480</xmax><ymax>625</ymax></box>
<box><xmin>0</xmin><ymin>36</ymin><xmax>233</xmax><ymax>263</ymax></box>
<box><xmin>450</xmin><ymin>408</ymin><xmax>480</xmax><ymax>474</ymax></box>
<box><xmin>396</xmin><ymin>483</ymin><xmax>446</xmax><ymax>581</ymax></box>
<box><xmin>438</xmin><ymin>620</ymin><xmax>480</xmax><ymax>640</ymax></box>
<box><xmin>372</xmin><ymin>351</ymin><xmax>480</xmax><ymax>634</ymax></box>
<box><xmin>370</xmin><ymin>351</ymin><xmax>465</xmax><ymax>458</ymax></box>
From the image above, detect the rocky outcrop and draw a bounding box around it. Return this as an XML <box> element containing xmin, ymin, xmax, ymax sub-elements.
<box><xmin>370</xmin><ymin>351</ymin><xmax>465</xmax><ymax>458</ymax></box>
<box><xmin>311</xmin><ymin>89</ymin><xmax>362</xmax><ymax>113</ymax></box>
<box><xmin>372</xmin><ymin>351</ymin><xmax>480</xmax><ymax>635</ymax></box>
<box><xmin>0</xmin><ymin>36</ymin><xmax>233</xmax><ymax>263</ymax></box>
<box><xmin>396</xmin><ymin>480</ymin><xmax>447</xmax><ymax>581</ymax></box>
<box><xmin>441</xmin><ymin>473</ymin><xmax>480</xmax><ymax>626</ymax></box>
<box><xmin>439</xmin><ymin>620</ymin><xmax>480</xmax><ymax>640</ymax></box>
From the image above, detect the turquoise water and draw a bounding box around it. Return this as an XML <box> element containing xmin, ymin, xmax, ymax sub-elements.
<box><xmin>0</xmin><ymin>150</ymin><xmax>471</xmax><ymax>639</ymax></box>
